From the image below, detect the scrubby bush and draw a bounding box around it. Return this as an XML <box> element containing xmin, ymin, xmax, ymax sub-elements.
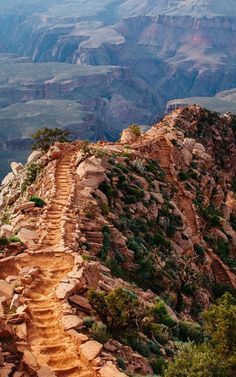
<box><xmin>83</xmin><ymin>316</ymin><xmax>95</xmax><ymax>328</ymax></box>
<box><xmin>152</xmin><ymin>299</ymin><xmax>176</xmax><ymax>328</ymax></box>
<box><xmin>178</xmin><ymin>171</ymin><xmax>189</xmax><ymax>181</ymax></box>
<box><xmin>21</xmin><ymin>163</ymin><xmax>42</xmax><ymax>192</ymax></box>
<box><xmin>8</xmin><ymin>236</ymin><xmax>22</xmax><ymax>244</ymax></box>
<box><xmin>88</xmin><ymin>288</ymin><xmax>141</xmax><ymax>335</ymax></box>
<box><xmin>99</xmin><ymin>226</ymin><xmax>111</xmax><ymax>260</ymax></box>
<box><xmin>116</xmin><ymin>356</ymin><xmax>126</xmax><ymax>370</ymax></box>
<box><xmin>99</xmin><ymin>182</ymin><xmax>114</xmax><ymax>204</ymax></box>
<box><xmin>0</xmin><ymin>236</ymin><xmax>9</xmax><ymax>247</ymax></box>
<box><xmin>128</xmin><ymin>124</ymin><xmax>141</xmax><ymax>137</ymax></box>
<box><xmin>177</xmin><ymin>320</ymin><xmax>204</xmax><ymax>344</ymax></box>
<box><xmin>90</xmin><ymin>321</ymin><xmax>110</xmax><ymax>343</ymax></box>
<box><xmin>29</xmin><ymin>195</ymin><xmax>46</xmax><ymax>208</ymax></box>
<box><xmin>164</xmin><ymin>293</ymin><xmax>236</xmax><ymax>377</ymax></box>
<box><xmin>230</xmin><ymin>212</ymin><xmax>236</xmax><ymax>231</ymax></box>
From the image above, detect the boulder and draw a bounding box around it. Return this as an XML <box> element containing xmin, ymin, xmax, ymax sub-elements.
<box><xmin>16</xmin><ymin>202</ymin><xmax>35</xmax><ymax>212</ymax></box>
<box><xmin>99</xmin><ymin>363</ymin><xmax>126</xmax><ymax>377</ymax></box>
<box><xmin>61</xmin><ymin>315</ymin><xmax>83</xmax><ymax>330</ymax></box>
<box><xmin>11</xmin><ymin>162</ymin><xmax>23</xmax><ymax>175</ymax></box>
<box><xmin>0</xmin><ymin>280</ymin><xmax>13</xmax><ymax>300</ymax></box>
<box><xmin>55</xmin><ymin>281</ymin><xmax>83</xmax><ymax>300</ymax></box>
<box><xmin>2</xmin><ymin>172</ymin><xmax>14</xmax><ymax>186</ymax></box>
<box><xmin>120</xmin><ymin>128</ymin><xmax>140</xmax><ymax>143</ymax></box>
<box><xmin>69</xmin><ymin>295</ymin><xmax>92</xmax><ymax>314</ymax></box>
<box><xmin>18</xmin><ymin>228</ymin><xmax>38</xmax><ymax>243</ymax></box>
<box><xmin>67</xmin><ymin>330</ymin><xmax>89</xmax><ymax>345</ymax></box>
<box><xmin>76</xmin><ymin>156</ymin><xmax>105</xmax><ymax>189</ymax></box>
<box><xmin>0</xmin><ymin>224</ymin><xmax>14</xmax><ymax>238</ymax></box>
<box><xmin>95</xmin><ymin>189</ymin><xmax>108</xmax><ymax>205</ymax></box>
<box><xmin>84</xmin><ymin>262</ymin><xmax>101</xmax><ymax>289</ymax></box>
<box><xmin>79</xmin><ymin>340</ymin><xmax>103</xmax><ymax>363</ymax></box>
<box><xmin>15</xmin><ymin>322</ymin><xmax>27</xmax><ymax>340</ymax></box>
<box><xmin>22</xmin><ymin>350</ymin><xmax>38</xmax><ymax>374</ymax></box>
<box><xmin>27</xmin><ymin>150</ymin><xmax>42</xmax><ymax>164</ymax></box>
<box><xmin>0</xmin><ymin>363</ymin><xmax>15</xmax><ymax>376</ymax></box>
<box><xmin>49</xmin><ymin>146</ymin><xmax>62</xmax><ymax>160</ymax></box>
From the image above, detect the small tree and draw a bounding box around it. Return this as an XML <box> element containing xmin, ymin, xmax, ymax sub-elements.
<box><xmin>31</xmin><ymin>127</ymin><xmax>70</xmax><ymax>151</ymax></box>
<box><xmin>88</xmin><ymin>288</ymin><xmax>141</xmax><ymax>335</ymax></box>
<box><xmin>128</xmin><ymin>124</ymin><xmax>141</xmax><ymax>137</ymax></box>
<box><xmin>164</xmin><ymin>293</ymin><xmax>236</xmax><ymax>377</ymax></box>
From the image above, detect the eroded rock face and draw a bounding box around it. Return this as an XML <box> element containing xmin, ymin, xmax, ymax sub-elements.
<box><xmin>76</xmin><ymin>156</ymin><xmax>106</xmax><ymax>189</ymax></box>
<box><xmin>0</xmin><ymin>106</ymin><xmax>236</xmax><ymax>376</ymax></box>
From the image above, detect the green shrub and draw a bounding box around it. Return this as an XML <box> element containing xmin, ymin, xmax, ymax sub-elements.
<box><xmin>178</xmin><ymin>171</ymin><xmax>189</xmax><ymax>181</ymax></box>
<box><xmin>146</xmin><ymin>160</ymin><xmax>165</xmax><ymax>180</ymax></box>
<box><xmin>88</xmin><ymin>288</ymin><xmax>140</xmax><ymax>335</ymax></box>
<box><xmin>128</xmin><ymin>124</ymin><xmax>141</xmax><ymax>137</ymax></box>
<box><xmin>8</xmin><ymin>236</ymin><xmax>22</xmax><ymax>244</ymax></box>
<box><xmin>83</xmin><ymin>316</ymin><xmax>95</xmax><ymax>328</ymax></box>
<box><xmin>99</xmin><ymin>182</ymin><xmax>114</xmax><ymax>203</ymax></box>
<box><xmin>230</xmin><ymin>212</ymin><xmax>236</xmax><ymax>231</ymax></box>
<box><xmin>194</xmin><ymin>244</ymin><xmax>205</xmax><ymax>257</ymax></box>
<box><xmin>29</xmin><ymin>195</ymin><xmax>46</xmax><ymax>208</ymax></box>
<box><xmin>149</xmin><ymin>356</ymin><xmax>166</xmax><ymax>375</ymax></box>
<box><xmin>153</xmin><ymin>232</ymin><xmax>171</xmax><ymax>250</ymax></box>
<box><xmin>100</xmin><ymin>202</ymin><xmax>110</xmax><ymax>216</ymax></box>
<box><xmin>116</xmin><ymin>356</ymin><xmax>126</xmax><ymax>370</ymax></box>
<box><xmin>84</xmin><ymin>210</ymin><xmax>96</xmax><ymax>219</ymax></box>
<box><xmin>143</xmin><ymin>322</ymin><xmax>170</xmax><ymax>344</ymax></box>
<box><xmin>152</xmin><ymin>300</ymin><xmax>176</xmax><ymax>328</ymax></box>
<box><xmin>21</xmin><ymin>163</ymin><xmax>42</xmax><ymax>192</ymax></box>
<box><xmin>177</xmin><ymin>320</ymin><xmax>204</xmax><ymax>343</ymax></box>
<box><xmin>0</xmin><ymin>236</ymin><xmax>9</xmax><ymax>247</ymax></box>
<box><xmin>106</xmin><ymin>258</ymin><xmax>126</xmax><ymax>278</ymax></box>
<box><xmin>231</xmin><ymin>176</ymin><xmax>236</xmax><ymax>193</ymax></box>
<box><xmin>90</xmin><ymin>321</ymin><xmax>110</xmax><ymax>344</ymax></box>
<box><xmin>99</xmin><ymin>226</ymin><xmax>111</xmax><ymax>260</ymax></box>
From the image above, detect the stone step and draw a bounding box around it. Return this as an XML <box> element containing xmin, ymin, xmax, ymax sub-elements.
<box><xmin>51</xmin><ymin>365</ymin><xmax>80</xmax><ymax>375</ymax></box>
<box><xmin>39</xmin><ymin>344</ymin><xmax>66</xmax><ymax>354</ymax></box>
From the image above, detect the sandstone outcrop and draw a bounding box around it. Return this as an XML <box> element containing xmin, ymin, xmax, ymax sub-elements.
<box><xmin>0</xmin><ymin>106</ymin><xmax>236</xmax><ymax>376</ymax></box>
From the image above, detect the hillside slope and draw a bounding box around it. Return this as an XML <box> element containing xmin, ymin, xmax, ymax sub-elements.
<box><xmin>0</xmin><ymin>0</ymin><xmax>236</xmax><ymax>173</ymax></box>
<box><xmin>0</xmin><ymin>106</ymin><xmax>236</xmax><ymax>376</ymax></box>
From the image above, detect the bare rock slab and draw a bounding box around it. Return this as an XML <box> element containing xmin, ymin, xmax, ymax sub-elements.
<box><xmin>0</xmin><ymin>280</ymin><xmax>13</xmax><ymax>300</ymax></box>
<box><xmin>55</xmin><ymin>282</ymin><xmax>80</xmax><ymax>300</ymax></box>
<box><xmin>99</xmin><ymin>363</ymin><xmax>127</xmax><ymax>377</ymax></box>
<box><xmin>79</xmin><ymin>340</ymin><xmax>103</xmax><ymax>363</ymax></box>
<box><xmin>69</xmin><ymin>295</ymin><xmax>92</xmax><ymax>313</ymax></box>
<box><xmin>62</xmin><ymin>315</ymin><xmax>83</xmax><ymax>330</ymax></box>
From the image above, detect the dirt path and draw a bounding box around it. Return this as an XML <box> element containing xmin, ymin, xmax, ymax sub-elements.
<box><xmin>16</xmin><ymin>151</ymin><xmax>96</xmax><ymax>376</ymax></box>
<box><xmin>42</xmin><ymin>150</ymin><xmax>75</xmax><ymax>248</ymax></box>
<box><xmin>20</xmin><ymin>254</ymin><xmax>94</xmax><ymax>377</ymax></box>
<box><xmin>151</xmin><ymin>136</ymin><xmax>198</xmax><ymax>236</ymax></box>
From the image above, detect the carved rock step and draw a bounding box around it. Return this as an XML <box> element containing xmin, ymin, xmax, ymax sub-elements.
<box><xmin>51</xmin><ymin>365</ymin><xmax>81</xmax><ymax>376</ymax></box>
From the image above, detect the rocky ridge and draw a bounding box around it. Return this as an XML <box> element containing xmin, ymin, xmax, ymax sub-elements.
<box><xmin>0</xmin><ymin>105</ymin><xmax>236</xmax><ymax>376</ymax></box>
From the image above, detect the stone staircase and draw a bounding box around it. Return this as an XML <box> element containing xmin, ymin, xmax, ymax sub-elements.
<box><xmin>41</xmin><ymin>149</ymin><xmax>75</xmax><ymax>249</ymax></box>
<box><xmin>22</xmin><ymin>255</ymin><xmax>96</xmax><ymax>377</ymax></box>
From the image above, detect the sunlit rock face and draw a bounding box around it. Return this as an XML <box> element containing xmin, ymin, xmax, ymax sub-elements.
<box><xmin>0</xmin><ymin>1</ymin><xmax>236</xmax><ymax>175</ymax></box>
